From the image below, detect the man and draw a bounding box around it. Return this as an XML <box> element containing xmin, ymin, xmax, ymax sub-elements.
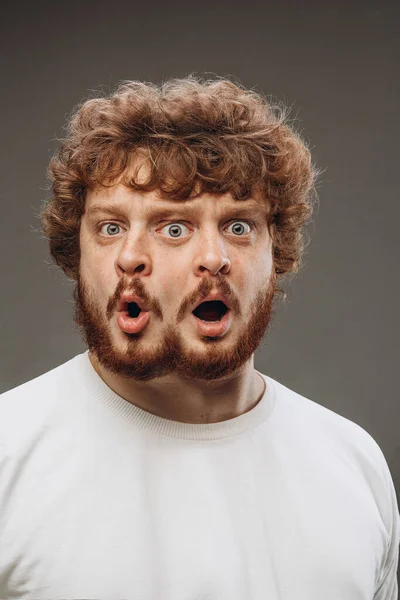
<box><xmin>0</xmin><ymin>77</ymin><xmax>398</xmax><ymax>599</ymax></box>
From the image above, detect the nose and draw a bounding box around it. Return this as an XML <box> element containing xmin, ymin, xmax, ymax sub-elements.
<box><xmin>115</xmin><ymin>235</ymin><xmax>151</xmax><ymax>279</ymax></box>
<box><xmin>194</xmin><ymin>238</ymin><xmax>231</xmax><ymax>277</ymax></box>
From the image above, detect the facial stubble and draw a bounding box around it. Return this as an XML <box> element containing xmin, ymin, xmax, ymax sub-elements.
<box><xmin>73</xmin><ymin>270</ymin><xmax>278</xmax><ymax>383</ymax></box>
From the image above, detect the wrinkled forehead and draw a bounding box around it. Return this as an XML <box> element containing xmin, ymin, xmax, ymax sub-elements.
<box><xmin>84</xmin><ymin>186</ymin><xmax>268</xmax><ymax>220</ymax></box>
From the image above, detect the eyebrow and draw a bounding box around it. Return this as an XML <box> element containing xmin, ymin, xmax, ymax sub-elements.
<box><xmin>86</xmin><ymin>202</ymin><xmax>267</xmax><ymax>220</ymax></box>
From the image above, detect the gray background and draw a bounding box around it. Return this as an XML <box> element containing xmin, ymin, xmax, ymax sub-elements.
<box><xmin>1</xmin><ymin>0</ymin><xmax>399</xmax><ymax>577</ymax></box>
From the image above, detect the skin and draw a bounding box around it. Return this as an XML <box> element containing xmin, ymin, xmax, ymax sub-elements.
<box><xmin>75</xmin><ymin>170</ymin><xmax>278</xmax><ymax>424</ymax></box>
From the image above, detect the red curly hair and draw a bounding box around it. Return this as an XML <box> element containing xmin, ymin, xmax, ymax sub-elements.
<box><xmin>40</xmin><ymin>76</ymin><xmax>319</xmax><ymax>289</ymax></box>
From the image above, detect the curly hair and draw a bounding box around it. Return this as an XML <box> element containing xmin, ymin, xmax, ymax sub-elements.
<box><xmin>40</xmin><ymin>76</ymin><xmax>319</xmax><ymax>288</ymax></box>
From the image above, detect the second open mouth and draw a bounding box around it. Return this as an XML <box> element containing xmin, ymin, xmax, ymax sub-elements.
<box><xmin>124</xmin><ymin>299</ymin><xmax>229</xmax><ymax>323</ymax></box>
<box><xmin>192</xmin><ymin>300</ymin><xmax>228</xmax><ymax>322</ymax></box>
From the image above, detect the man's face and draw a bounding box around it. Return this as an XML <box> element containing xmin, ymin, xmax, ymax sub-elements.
<box><xmin>76</xmin><ymin>180</ymin><xmax>277</xmax><ymax>382</ymax></box>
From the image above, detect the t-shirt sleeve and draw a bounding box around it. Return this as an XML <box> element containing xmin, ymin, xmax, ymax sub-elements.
<box><xmin>372</xmin><ymin>447</ymin><xmax>400</xmax><ymax>600</ymax></box>
<box><xmin>373</xmin><ymin>551</ymin><xmax>399</xmax><ymax>600</ymax></box>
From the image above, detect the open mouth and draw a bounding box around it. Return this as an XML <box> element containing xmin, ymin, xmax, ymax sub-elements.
<box><xmin>126</xmin><ymin>302</ymin><xmax>143</xmax><ymax>319</ymax></box>
<box><xmin>117</xmin><ymin>301</ymin><xmax>151</xmax><ymax>334</ymax></box>
<box><xmin>124</xmin><ymin>300</ymin><xmax>229</xmax><ymax>323</ymax></box>
<box><xmin>192</xmin><ymin>300</ymin><xmax>229</xmax><ymax>322</ymax></box>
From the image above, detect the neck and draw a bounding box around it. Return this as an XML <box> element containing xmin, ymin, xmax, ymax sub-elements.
<box><xmin>88</xmin><ymin>352</ymin><xmax>266</xmax><ymax>424</ymax></box>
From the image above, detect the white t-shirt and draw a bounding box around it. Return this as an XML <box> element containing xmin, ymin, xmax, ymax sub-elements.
<box><xmin>0</xmin><ymin>351</ymin><xmax>398</xmax><ymax>599</ymax></box>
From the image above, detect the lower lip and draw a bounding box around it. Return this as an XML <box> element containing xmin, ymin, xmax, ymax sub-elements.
<box><xmin>117</xmin><ymin>310</ymin><xmax>151</xmax><ymax>334</ymax></box>
<box><xmin>191</xmin><ymin>310</ymin><xmax>232</xmax><ymax>337</ymax></box>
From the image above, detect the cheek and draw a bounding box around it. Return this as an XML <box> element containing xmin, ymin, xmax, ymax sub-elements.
<box><xmin>80</xmin><ymin>238</ymin><xmax>113</xmax><ymax>284</ymax></box>
<box><xmin>80</xmin><ymin>252</ymin><xmax>112</xmax><ymax>297</ymax></box>
<box><xmin>79</xmin><ymin>233</ymin><xmax>95</xmax><ymax>273</ymax></box>
<box><xmin>260</xmin><ymin>251</ymin><xmax>273</xmax><ymax>277</ymax></box>
<box><xmin>252</xmin><ymin>242</ymin><xmax>274</xmax><ymax>278</ymax></box>
<box><xmin>234</xmin><ymin>253</ymin><xmax>272</xmax><ymax>296</ymax></box>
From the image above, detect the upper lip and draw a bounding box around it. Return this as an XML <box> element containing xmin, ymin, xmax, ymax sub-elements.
<box><xmin>192</xmin><ymin>292</ymin><xmax>231</xmax><ymax>312</ymax></box>
<box><xmin>117</xmin><ymin>293</ymin><xmax>149</xmax><ymax>312</ymax></box>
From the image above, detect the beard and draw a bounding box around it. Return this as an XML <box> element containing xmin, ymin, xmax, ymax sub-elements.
<box><xmin>73</xmin><ymin>269</ymin><xmax>278</xmax><ymax>383</ymax></box>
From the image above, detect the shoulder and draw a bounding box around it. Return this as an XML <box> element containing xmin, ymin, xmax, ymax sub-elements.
<box><xmin>0</xmin><ymin>352</ymin><xmax>85</xmax><ymax>402</ymax></box>
<box><xmin>0</xmin><ymin>352</ymin><xmax>87</xmax><ymax>447</ymax></box>
<box><xmin>268</xmin><ymin>374</ymin><xmax>386</xmax><ymax>461</ymax></box>
<box><xmin>268</xmin><ymin>374</ymin><xmax>399</xmax><ymax>575</ymax></box>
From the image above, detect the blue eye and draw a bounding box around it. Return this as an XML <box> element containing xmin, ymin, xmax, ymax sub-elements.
<box><xmin>227</xmin><ymin>221</ymin><xmax>252</xmax><ymax>236</ymax></box>
<box><xmin>100</xmin><ymin>223</ymin><xmax>123</xmax><ymax>236</ymax></box>
<box><xmin>161</xmin><ymin>223</ymin><xmax>190</xmax><ymax>238</ymax></box>
<box><xmin>161</xmin><ymin>221</ymin><xmax>252</xmax><ymax>239</ymax></box>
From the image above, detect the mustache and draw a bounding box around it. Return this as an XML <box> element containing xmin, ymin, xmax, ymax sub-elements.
<box><xmin>106</xmin><ymin>278</ymin><xmax>147</xmax><ymax>319</ymax></box>
<box><xmin>106</xmin><ymin>274</ymin><xmax>233</xmax><ymax>320</ymax></box>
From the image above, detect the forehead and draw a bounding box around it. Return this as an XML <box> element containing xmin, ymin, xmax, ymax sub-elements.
<box><xmin>85</xmin><ymin>183</ymin><xmax>267</xmax><ymax>217</ymax></box>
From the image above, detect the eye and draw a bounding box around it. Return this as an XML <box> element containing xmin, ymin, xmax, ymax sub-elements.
<box><xmin>159</xmin><ymin>220</ymin><xmax>253</xmax><ymax>239</ymax></box>
<box><xmin>99</xmin><ymin>222</ymin><xmax>124</xmax><ymax>236</ymax></box>
<box><xmin>226</xmin><ymin>221</ymin><xmax>253</xmax><ymax>236</ymax></box>
<box><xmin>159</xmin><ymin>223</ymin><xmax>190</xmax><ymax>238</ymax></box>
